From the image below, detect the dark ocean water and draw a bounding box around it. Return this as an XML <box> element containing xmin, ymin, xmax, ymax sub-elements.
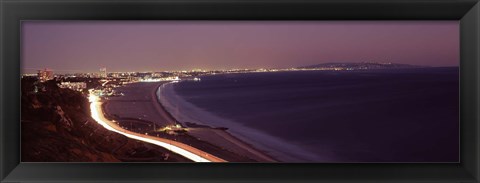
<box><xmin>159</xmin><ymin>68</ymin><xmax>459</xmax><ymax>162</ymax></box>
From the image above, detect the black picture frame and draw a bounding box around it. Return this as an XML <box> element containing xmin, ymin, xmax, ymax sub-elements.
<box><xmin>1</xmin><ymin>0</ymin><xmax>479</xmax><ymax>182</ymax></box>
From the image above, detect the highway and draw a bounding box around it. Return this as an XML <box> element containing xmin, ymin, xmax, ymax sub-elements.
<box><xmin>88</xmin><ymin>92</ymin><xmax>226</xmax><ymax>162</ymax></box>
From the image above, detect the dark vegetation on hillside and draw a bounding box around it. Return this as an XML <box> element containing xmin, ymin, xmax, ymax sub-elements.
<box><xmin>21</xmin><ymin>77</ymin><xmax>189</xmax><ymax>162</ymax></box>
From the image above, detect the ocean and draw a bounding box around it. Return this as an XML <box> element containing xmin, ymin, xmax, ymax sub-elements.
<box><xmin>157</xmin><ymin>67</ymin><xmax>459</xmax><ymax>162</ymax></box>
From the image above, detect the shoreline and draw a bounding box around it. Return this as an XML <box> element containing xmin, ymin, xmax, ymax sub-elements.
<box><xmin>104</xmin><ymin>81</ymin><xmax>276</xmax><ymax>162</ymax></box>
<box><xmin>150</xmin><ymin>82</ymin><xmax>183</xmax><ymax>127</ymax></box>
<box><xmin>157</xmin><ymin>78</ymin><xmax>333</xmax><ymax>162</ymax></box>
<box><xmin>156</xmin><ymin>81</ymin><xmax>277</xmax><ymax>162</ymax></box>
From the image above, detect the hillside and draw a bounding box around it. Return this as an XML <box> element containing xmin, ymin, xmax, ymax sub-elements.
<box><xmin>21</xmin><ymin>78</ymin><xmax>190</xmax><ymax>162</ymax></box>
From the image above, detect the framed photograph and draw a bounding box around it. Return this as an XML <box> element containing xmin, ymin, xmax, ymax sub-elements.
<box><xmin>1</xmin><ymin>0</ymin><xmax>479</xmax><ymax>182</ymax></box>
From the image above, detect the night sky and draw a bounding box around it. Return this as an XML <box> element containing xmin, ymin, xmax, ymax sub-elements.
<box><xmin>22</xmin><ymin>21</ymin><xmax>459</xmax><ymax>74</ymax></box>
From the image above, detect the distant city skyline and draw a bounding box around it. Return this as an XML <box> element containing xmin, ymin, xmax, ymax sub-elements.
<box><xmin>22</xmin><ymin>21</ymin><xmax>459</xmax><ymax>74</ymax></box>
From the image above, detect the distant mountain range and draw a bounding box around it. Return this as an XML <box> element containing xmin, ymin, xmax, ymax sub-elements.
<box><xmin>298</xmin><ymin>62</ymin><xmax>428</xmax><ymax>70</ymax></box>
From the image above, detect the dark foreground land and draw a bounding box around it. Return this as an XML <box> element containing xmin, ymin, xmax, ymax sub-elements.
<box><xmin>21</xmin><ymin>78</ymin><xmax>189</xmax><ymax>162</ymax></box>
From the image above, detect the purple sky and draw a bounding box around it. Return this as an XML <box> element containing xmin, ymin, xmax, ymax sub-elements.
<box><xmin>22</xmin><ymin>21</ymin><xmax>459</xmax><ymax>74</ymax></box>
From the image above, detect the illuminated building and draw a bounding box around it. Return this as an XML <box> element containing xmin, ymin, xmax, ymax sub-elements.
<box><xmin>37</xmin><ymin>68</ymin><xmax>54</xmax><ymax>82</ymax></box>
<box><xmin>100</xmin><ymin>67</ymin><xmax>107</xmax><ymax>78</ymax></box>
<box><xmin>58</xmin><ymin>82</ymin><xmax>87</xmax><ymax>92</ymax></box>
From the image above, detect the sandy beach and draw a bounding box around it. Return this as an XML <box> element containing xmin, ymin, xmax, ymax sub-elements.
<box><xmin>103</xmin><ymin>82</ymin><xmax>276</xmax><ymax>162</ymax></box>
